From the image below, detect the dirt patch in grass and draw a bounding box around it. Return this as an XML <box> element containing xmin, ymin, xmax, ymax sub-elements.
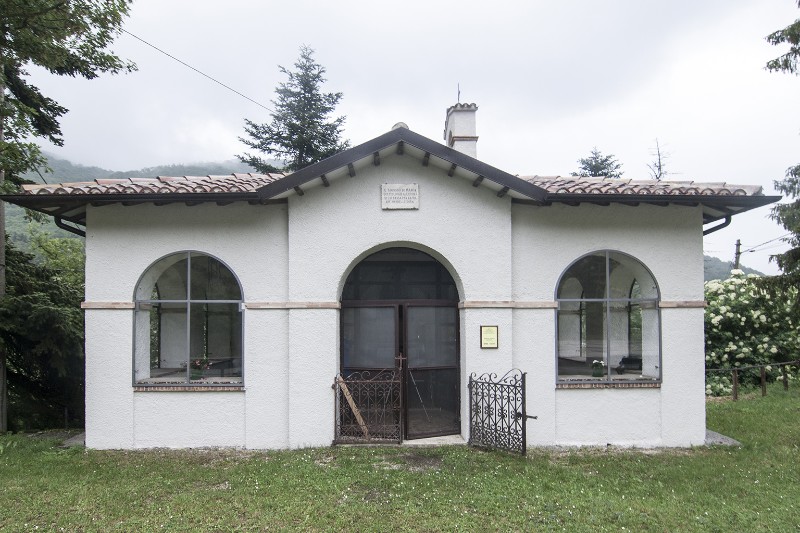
<box><xmin>538</xmin><ymin>445</ymin><xmax>695</xmax><ymax>460</ymax></box>
<box><xmin>110</xmin><ymin>447</ymin><xmax>271</xmax><ymax>467</ymax></box>
<box><xmin>373</xmin><ymin>452</ymin><xmax>443</xmax><ymax>472</ymax></box>
<box><xmin>23</xmin><ymin>429</ymin><xmax>83</xmax><ymax>442</ymax></box>
<box><xmin>314</xmin><ymin>453</ymin><xmax>336</xmax><ymax>467</ymax></box>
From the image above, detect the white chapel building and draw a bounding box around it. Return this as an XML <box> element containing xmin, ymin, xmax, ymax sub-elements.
<box><xmin>3</xmin><ymin>104</ymin><xmax>777</xmax><ymax>450</ymax></box>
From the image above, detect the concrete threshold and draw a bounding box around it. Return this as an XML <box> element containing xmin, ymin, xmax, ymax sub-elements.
<box><xmin>705</xmin><ymin>429</ymin><xmax>741</xmax><ymax>446</ymax></box>
<box><xmin>61</xmin><ymin>432</ymin><xmax>86</xmax><ymax>448</ymax></box>
<box><xmin>402</xmin><ymin>435</ymin><xmax>466</xmax><ymax>447</ymax></box>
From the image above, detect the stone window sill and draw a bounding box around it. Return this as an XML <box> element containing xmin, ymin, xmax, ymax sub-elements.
<box><xmin>134</xmin><ymin>385</ymin><xmax>245</xmax><ymax>392</ymax></box>
<box><xmin>556</xmin><ymin>382</ymin><xmax>661</xmax><ymax>390</ymax></box>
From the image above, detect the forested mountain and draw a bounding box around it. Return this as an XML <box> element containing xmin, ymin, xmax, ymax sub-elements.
<box><xmin>703</xmin><ymin>254</ymin><xmax>763</xmax><ymax>281</ymax></box>
<box><xmin>24</xmin><ymin>153</ymin><xmax>259</xmax><ymax>184</ymax></box>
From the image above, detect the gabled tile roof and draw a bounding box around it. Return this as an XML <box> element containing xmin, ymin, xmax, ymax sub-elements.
<box><xmin>20</xmin><ymin>173</ymin><xmax>765</xmax><ymax>199</ymax></box>
<box><xmin>0</xmin><ymin>126</ymin><xmax>779</xmax><ymax>227</ymax></box>
<box><xmin>21</xmin><ymin>173</ymin><xmax>286</xmax><ymax>196</ymax></box>
<box><xmin>523</xmin><ymin>176</ymin><xmax>763</xmax><ymax>197</ymax></box>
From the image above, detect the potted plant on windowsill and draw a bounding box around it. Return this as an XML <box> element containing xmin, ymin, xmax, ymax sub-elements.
<box><xmin>189</xmin><ymin>357</ymin><xmax>211</xmax><ymax>380</ymax></box>
<box><xmin>591</xmin><ymin>359</ymin><xmax>606</xmax><ymax>378</ymax></box>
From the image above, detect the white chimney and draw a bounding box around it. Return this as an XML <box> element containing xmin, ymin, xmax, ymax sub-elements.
<box><xmin>443</xmin><ymin>103</ymin><xmax>478</xmax><ymax>158</ymax></box>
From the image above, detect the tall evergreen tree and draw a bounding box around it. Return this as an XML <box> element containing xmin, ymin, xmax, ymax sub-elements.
<box><xmin>0</xmin><ymin>0</ymin><xmax>135</xmax><ymax>432</ymax></box>
<box><xmin>571</xmin><ymin>147</ymin><xmax>624</xmax><ymax>178</ymax></box>
<box><xmin>237</xmin><ymin>46</ymin><xmax>348</xmax><ymax>173</ymax></box>
<box><xmin>765</xmin><ymin>1</ymin><xmax>800</xmax><ymax>305</ymax></box>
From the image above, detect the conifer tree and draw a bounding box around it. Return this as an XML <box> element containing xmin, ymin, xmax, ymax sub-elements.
<box><xmin>571</xmin><ymin>147</ymin><xmax>624</xmax><ymax>178</ymax></box>
<box><xmin>765</xmin><ymin>1</ymin><xmax>800</xmax><ymax>305</ymax></box>
<box><xmin>238</xmin><ymin>46</ymin><xmax>348</xmax><ymax>173</ymax></box>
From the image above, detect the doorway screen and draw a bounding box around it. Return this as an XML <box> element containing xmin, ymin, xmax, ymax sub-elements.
<box><xmin>341</xmin><ymin>248</ymin><xmax>460</xmax><ymax>439</ymax></box>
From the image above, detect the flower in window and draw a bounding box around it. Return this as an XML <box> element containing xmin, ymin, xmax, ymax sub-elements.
<box><xmin>190</xmin><ymin>358</ymin><xmax>211</xmax><ymax>371</ymax></box>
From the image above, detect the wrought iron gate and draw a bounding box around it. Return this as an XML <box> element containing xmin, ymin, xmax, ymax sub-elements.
<box><xmin>468</xmin><ymin>369</ymin><xmax>535</xmax><ymax>455</ymax></box>
<box><xmin>334</xmin><ymin>370</ymin><xmax>402</xmax><ymax>443</ymax></box>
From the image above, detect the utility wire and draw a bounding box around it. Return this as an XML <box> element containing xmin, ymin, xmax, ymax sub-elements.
<box><xmin>742</xmin><ymin>233</ymin><xmax>792</xmax><ymax>254</ymax></box>
<box><xmin>745</xmin><ymin>243</ymin><xmax>787</xmax><ymax>253</ymax></box>
<box><xmin>121</xmin><ymin>29</ymin><xmax>273</xmax><ymax>113</ymax></box>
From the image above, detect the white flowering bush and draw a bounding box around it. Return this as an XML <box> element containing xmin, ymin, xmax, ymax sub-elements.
<box><xmin>704</xmin><ymin>270</ymin><xmax>800</xmax><ymax>395</ymax></box>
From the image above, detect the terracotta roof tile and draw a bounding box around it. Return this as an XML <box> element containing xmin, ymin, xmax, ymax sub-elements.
<box><xmin>520</xmin><ymin>176</ymin><xmax>763</xmax><ymax>197</ymax></box>
<box><xmin>20</xmin><ymin>173</ymin><xmax>286</xmax><ymax>196</ymax></box>
<box><xmin>19</xmin><ymin>172</ymin><xmax>765</xmax><ymax>200</ymax></box>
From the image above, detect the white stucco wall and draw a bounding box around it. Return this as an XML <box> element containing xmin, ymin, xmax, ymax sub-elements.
<box><xmin>82</xmin><ymin>152</ymin><xmax>707</xmax><ymax>449</ymax></box>
<box><xmin>511</xmin><ymin>203</ymin><xmax>706</xmax><ymax>446</ymax></box>
<box><xmin>85</xmin><ymin>203</ymin><xmax>290</xmax><ymax>449</ymax></box>
<box><xmin>287</xmin><ymin>155</ymin><xmax>512</xmax><ymax>303</ymax></box>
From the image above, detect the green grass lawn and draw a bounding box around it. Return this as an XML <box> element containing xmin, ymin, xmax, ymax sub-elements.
<box><xmin>1</xmin><ymin>386</ymin><xmax>798</xmax><ymax>532</ymax></box>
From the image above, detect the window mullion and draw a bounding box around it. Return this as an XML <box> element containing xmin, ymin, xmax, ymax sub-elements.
<box><xmin>604</xmin><ymin>252</ymin><xmax>609</xmax><ymax>380</ymax></box>
<box><xmin>186</xmin><ymin>253</ymin><xmax>192</xmax><ymax>382</ymax></box>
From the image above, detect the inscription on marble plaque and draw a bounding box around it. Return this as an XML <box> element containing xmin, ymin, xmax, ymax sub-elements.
<box><xmin>381</xmin><ymin>183</ymin><xmax>419</xmax><ymax>210</ymax></box>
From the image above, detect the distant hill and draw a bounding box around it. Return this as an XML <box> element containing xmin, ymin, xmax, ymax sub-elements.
<box><xmin>22</xmin><ymin>153</ymin><xmax>261</xmax><ymax>184</ymax></box>
<box><xmin>703</xmin><ymin>254</ymin><xmax>764</xmax><ymax>281</ymax></box>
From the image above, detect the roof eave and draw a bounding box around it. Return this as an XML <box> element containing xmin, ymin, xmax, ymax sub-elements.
<box><xmin>255</xmin><ymin>128</ymin><xmax>550</xmax><ymax>203</ymax></box>
<box><xmin>0</xmin><ymin>191</ymin><xmax>272</xmax><ymax>226</ymax></box>
<box><xmin>516</xmin><ymin>193</ymin><xmax>782</xmax><ymax>224</ymax></box>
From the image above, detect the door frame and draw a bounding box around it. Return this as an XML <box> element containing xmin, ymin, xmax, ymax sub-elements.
<box><xmin>402</xmin><ymin>301</ymin><xmax>461</xmax><ymax>439</ymax></box>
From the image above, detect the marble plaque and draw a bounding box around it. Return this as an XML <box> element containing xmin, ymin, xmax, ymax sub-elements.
<box><xmin>381</xmin><ymin>183</ymin><xmax>419</xmax><ymax>210</ymax></box>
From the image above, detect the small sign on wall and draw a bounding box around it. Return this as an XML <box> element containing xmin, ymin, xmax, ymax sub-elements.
<box><xmin>480</xmin><ymin>325</ymin><xmax>498</xmax><ymax>349</ymax></box>
<box><xmin>381</xmin><ymin>183</ymin><xmax>419</xmax><ymax>210</ymax></box>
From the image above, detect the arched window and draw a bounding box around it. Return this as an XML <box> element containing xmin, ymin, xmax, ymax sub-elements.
<box><xmin>556</xmin><ymin>251</ymin><xmax>660</xmax><ymax>383</ymax></box>
<box><xmin>133</xmin><ymin>252</ymin><xmax>243</xmax><ymax>385</ymax></box>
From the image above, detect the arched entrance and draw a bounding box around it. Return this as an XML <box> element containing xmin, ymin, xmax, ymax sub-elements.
<box><xmin>341</xmin><ymin>247</ymin><xmax>460</xmax><ymax>439</ymax></box>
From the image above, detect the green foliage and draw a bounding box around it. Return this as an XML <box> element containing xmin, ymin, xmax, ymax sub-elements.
<box><xmin>766</xmin><ymin>1</ymin><xmax>800</xmax><ymax>75</ymax></box>
<box><xmin>0</xmin><ymin>237</ymin><xmax>84</xmax><ymax>430</ymax></box>
<box><xmin>0</xmin><ymin>0</ymin><xmax>135</xmax><ymax>183</ymax></box>
<box><xmin>1</xmin><ymin>389</ymin><xmax>800</xmax><ymax>531</ymax></box>
<box><xmin>29</xmin><ymin>227</ymin><xmax>85</xmax><ymax>287</ymax></box>
<box><xmin>5</xmin><ymin>206</ymin><xmax>77</xmax><ymax>250</ymax></box>
<box><xmin>238</xmin><ymin>45</ymin><xmax>349</xmax><ymax>173</ymax></box>
<box><xmin>571</xmin><ymin>147</ymin><xmax>624</xmax><ymax>178</ymax></box>
<box><xmin>764</xmin><ymin>2</ymin><xmax>800</xmax><ymax>313</ymax></box>
<box><xmin>704</xmin><ymin>270</ymin><xmax>800</xmax><ymax>396</ymax></box>
<box><xmin>0</xmin><ymin>438</ymin><xmax>16</xmax><ymax>454</ymax></box>
<box><xmin>769</xmin><ymin>164</ymin><xmax>800</xmax><ymax>282</ymax></box>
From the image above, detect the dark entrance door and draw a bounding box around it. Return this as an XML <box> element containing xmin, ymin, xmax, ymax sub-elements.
<box><xmin>404</xmin><ymin>304</ymin><xmax>459</xmax><ymax>438</ymax></box>
<box><xmin>341</xmin><ymin>248</ymin><xmax>460</xmax><ymax>440</ymax></box>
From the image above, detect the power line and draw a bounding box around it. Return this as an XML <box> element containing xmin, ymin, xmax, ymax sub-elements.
<box><xmin>742</xmin><ymin>233</ymin><xmax>792</xmax><ymax>254</ymax></box>
<box><xmin>745</xmin><ymin>243</ymin><xmax>787</xmax><ymax>253</ymax></box>
<box><xmin>121</xmin><ymin>29</ymin><xmax>273</xmax><ymax>113</ymax></box>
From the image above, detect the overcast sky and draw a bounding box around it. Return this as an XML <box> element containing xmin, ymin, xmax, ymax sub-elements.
<box><xmin>27</xmin><ymin>0</ymin><xmax>800</xmax><ymax>274</ymax></box>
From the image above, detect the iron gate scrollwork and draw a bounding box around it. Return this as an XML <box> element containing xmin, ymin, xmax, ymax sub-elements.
<box><xmin>334</xmin><ymin>369</ymin><xmax>402</xmax><ymax>443</ymax></box>
<box><xmin>468</xmin><ymin>369</ymin><xmax>535</xmax><ymax>455</ymax></box>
